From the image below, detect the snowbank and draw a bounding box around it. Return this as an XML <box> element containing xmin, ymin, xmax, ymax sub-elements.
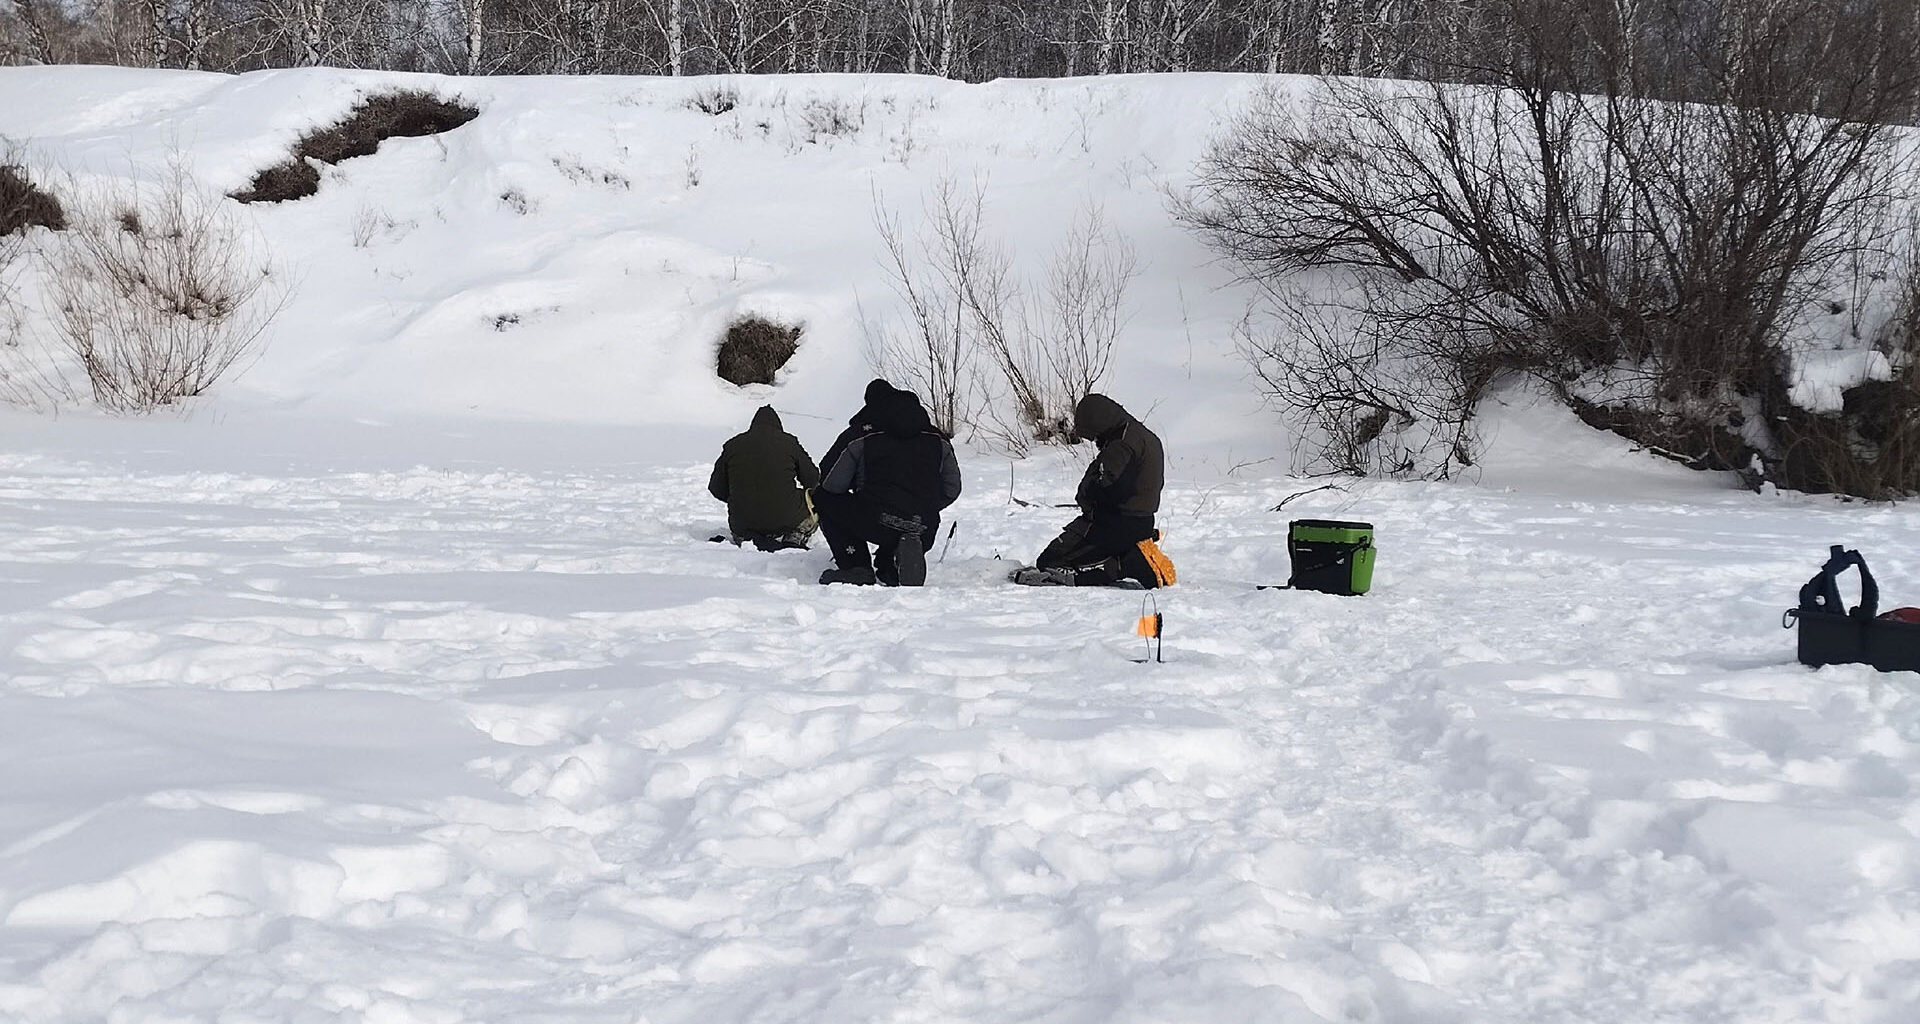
<box><xmin>0</xmin><ymin>66</ymin><xmax>1275</xmax><ymax>452</ymax></box>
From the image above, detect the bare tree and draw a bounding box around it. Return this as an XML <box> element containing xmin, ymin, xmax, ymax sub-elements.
<box><xmin>1242</xmin><ymin>273</ymin><xmax>1491</xmax><ymax>478</ymax></box>
<box><xmin>1134</xmin><ymin>0</ymin><xmax>1218</xmax><ymax>72</ymax></box>
<box><xmin>14</xmin><ymin>0</ymin><xmax>58</xmax><ymax>63</ymax></box>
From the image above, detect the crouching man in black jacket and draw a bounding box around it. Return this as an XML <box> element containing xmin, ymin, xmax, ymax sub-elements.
<box><xmin>816</xmin><ymin>390</ymin><xmax>962</xmax><ymax>586</ymax></box>
<box><xmin>1012</xmin><ymin>393</ymin><xmax>1175</xmax><ymax>588</ymax></box>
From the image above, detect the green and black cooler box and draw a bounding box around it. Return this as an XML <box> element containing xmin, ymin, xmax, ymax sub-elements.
<box><xmin>1287</xmin><ymin>519</ymin><xmax>1375</xmax><ymax>596</ymax></box>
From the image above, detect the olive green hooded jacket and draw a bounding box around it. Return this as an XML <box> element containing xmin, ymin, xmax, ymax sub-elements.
<box><xmin>709</xmin><ymin>407</ymin><xmax>821</xmax><ymax>535</ymax></box>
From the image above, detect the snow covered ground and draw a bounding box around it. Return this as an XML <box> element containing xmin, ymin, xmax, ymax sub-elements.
<box><xmin>0</xmin><ymin>67</ymin><xmax>1917</xmax><ymax>1023</ymax></box>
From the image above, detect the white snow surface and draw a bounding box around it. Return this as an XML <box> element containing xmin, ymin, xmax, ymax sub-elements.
<box><xmin>0</xmin><ymin>67</ymin><xmax>1917</xmax><ymax>1023</ymax></box>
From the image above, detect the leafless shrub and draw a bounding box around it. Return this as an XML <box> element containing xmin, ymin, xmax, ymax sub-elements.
<box><xmin>799</xmin><ymin>97</ymin><xmax>862</xmax><ymax>142</ymax></box>
<box><xmin>0</xmin><ymin>156</ymin><xmax>37</xmax><ymax>342</ymax></box>
<box><xmin>498</xmin><ymin>187</ymin><xmax>534</xmax><ymax>215</ymax></box>
<box><xmin>551</xmin><ymin>155</ymin><xmax>631</xmax><ymax>190</ymax></box>
<box><xmin>885</xmin><ymin>109</ymin><xmax>922</xmax><ymax>167</ymax></box>
<box><xmin>870</xmin><ymin>178</ymin><xmax>1137</xmax><ymax>452</ymax></box>
<box><xmin>1243</xmin><ymin>277</ymin><xmax>1486</xmax><ymax>478</ymax></box>
<box><xmin>1031</xmin><ymin>202</ymin><xmax>1139</xmax><ymax>434</ymax></box>
<box><xmin>1183</xmin><ymin>0</ymin><xmax>1919</xmax><ymax>494</ymax></box>
<box><xmin>866</xmin><ymin>185</ymin><xmax>977</xmax><ymax>439</ymax></box>
<box><xmin>0</xmin><ymin>143</ymin><xmax>71</xmax><ymax>410</ymax></box>
<box><xmin>50</xmin><ymin>163</ymin><xmax>285</xmax><ymax>411</ymax></box>
<box><xmin>717</xmin><ymin>314</ymin><xmax>801</xmax><ymax>386</ymax></box>
<box><xmin>685</xmin><ymin>84</ymin><xmax>738</xmax><ymax>116</ymax></box>
<box><xmin>351</xmin><ymin>203</ymin><xmax>383</xmax><ymax>248</ymax></box>
<box><xmin>957</xmin><ymin>192</ymin><xmax>1138</xmax><ymax>449</ymax></box>
<box><xmin>0</xmin><ymin>301</ymin><xmax>75</xmax><ymax>412</ymax></box>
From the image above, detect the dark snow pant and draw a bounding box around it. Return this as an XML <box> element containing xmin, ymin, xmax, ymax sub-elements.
<box><xmin>814</xmin><ymin>490</ymin><xmax>939</xmax><ymax>582</ymax></box>
<box><xmin>1035</xmin><ymin>512</ymin><xmax>1157</xmax><ymax>585</ymax></box>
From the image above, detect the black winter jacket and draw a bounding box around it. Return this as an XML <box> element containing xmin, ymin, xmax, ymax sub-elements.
<box><xmin>820</xmin><ymin>391</ymin><xmax>962</xmax><ymax>519</ymax></box>
<box><xmin>709</xmin><ymin>407</ymin><xmax>821</xmax><ymax>534</ymax></box>
<box><xmin>1072</xmin><ymin>393</ymin><xmax>1163</xmax><ymax>518</ymax></box>
<box><xmin>818</xmin><ymin>378</ymin><xmax>897</xmax><ymax>476</ymax></box>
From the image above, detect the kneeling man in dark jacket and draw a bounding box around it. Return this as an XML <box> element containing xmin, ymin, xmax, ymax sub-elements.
<box><xmin>1013</xmin><ymin>393</ymin><xmax>1175</xmax><ymax>588</ymax></box>
<box><xmin>817</xmin><ymin>390</ymin><xmax>962</xmax><ymax>586</ymax></box>
<box><xmin>708</xmin><ymin>406</ymin><xmax>821</xmax><ymax>551</ymax></box>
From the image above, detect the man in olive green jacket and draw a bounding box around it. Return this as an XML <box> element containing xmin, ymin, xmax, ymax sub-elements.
<box><xmin>709</xmin><ymin>406</ymin><xmax>821</xmax><ymax>551</ymax></box>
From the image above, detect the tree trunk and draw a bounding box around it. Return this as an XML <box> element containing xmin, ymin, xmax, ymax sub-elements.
<box><xmin>460</xmin><ymin>0</ymin><xmax>485</xmax><ymax>74</ymax></box>
<box><xmin>585</xmin><ymin>0</ymin><xmax>607</xmax><ymax>73</ymax></box>
<box><xmin>185</xmin><ymin>0</ymin><xmax>209</xmax><ymax>70</ymax></box>
<box><xmin>16</xmin><ymin>0</ymin><xmax>56</xmax><ymax>64</ymax></box>
<box><xmin>1155</xmin><ymin>0</ymin><xmax>1215</xmax><ymax>73</ymax></box>
<box><xmin>854</xmin><ymin>0</ymin><xmax>870</xmax><ymax>71</ymax></box>
<box><xmin>732</xmin><ymin>0</ymin><xmax>748</xmax><ymax>72</ymax></box>
<box><xmin>906</xmin><ymin>0</ymin><xmax>922</xmax><ymax>75</ymax></box>
<box><xmin>300</xmin><ymin>0</ymin><xmax>328</xmax><ymax>67</ymax></box>
<box><xmin>811</xmin><ymin>2</ymin><xmax>828</xmax><ymax>72</ymax></box>
<box><xmin>784</xmin><ymin>4</ymin><xmax>800</xmax><ymax>71</ymax></box>
<box><xmin>668</xmin><ymin>0</ymin><xmax>684</xmax><ymax>74</ymax></box>
<box><xmin>1609</xmin><ymin>0</ymin><xmax>1638</xmax><ymax>86</ymax></box>
<box><xmin>1097</xmin><ymin>0</ymin><xmax>1120</xmax><ymax>74</ymax></box>
<box><xmin>936</xmin><ymin>0</ymin><xmax>955</xmax><ymax>77</ymax></box>
<box><xmin>1316</xmin><ymin>0</ymin><xmax>1340</xmax><ymax>75</ymax></box>
<box><xmin>146</xmin><ymin>0</ymin><xmax>168</xmax><ymax>68</ymax></box>
<box><xmin>1264</xmin><ymin>4</ymin><xmax>1282</xmax><ymax>74</ymax></box>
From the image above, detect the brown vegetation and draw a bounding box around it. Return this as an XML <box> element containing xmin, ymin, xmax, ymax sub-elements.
<box><xmin>232</xmin><ymin>91</ymin><xmax>478</xmax><ymax>204</ymax></box>
<box><xmin>717</xmin><ymin>315</ymin><xmax>802</xmax><ymax>387</ymax></box>
<box><xmin>0</xmin><ymin>164</ymin><xmax>64</xmax><ymax>235</ymax></box>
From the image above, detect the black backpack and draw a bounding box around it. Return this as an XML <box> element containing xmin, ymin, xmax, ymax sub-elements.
<box><xmin>1784</xmin><ymin>546</ymin><xmax>1920</xmax><ymax>671</ymax></box>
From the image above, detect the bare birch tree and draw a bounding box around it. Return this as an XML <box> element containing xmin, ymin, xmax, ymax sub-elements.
<box><xmin>667</xmin><ymin>0</ymin><xmax>683</xmax><ymax>73</ymax></box>
<box><xmin>457</xmin><ymin>0</ymin><xmax>484</xmax><ymax>73</ymax></box>
<box><xmin>297</xmin><ymin>0</ymin><xmax>327</xmax><ymax>65</ymax></box>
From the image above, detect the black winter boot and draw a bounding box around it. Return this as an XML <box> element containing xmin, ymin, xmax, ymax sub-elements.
<box><xmin>819</xmin><ymin>566</ymin><xmax>877</xmax><ymax>586</ymax></box>
<box><xmin>892</xmin><ymin>531</ymin><xmax>926</xmax><ymax>586</ymax></box>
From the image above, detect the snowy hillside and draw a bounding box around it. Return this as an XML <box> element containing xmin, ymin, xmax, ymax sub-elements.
<box><xmin>0</xmin><ymin>66</ymin><xmax>1270</xmax><ymax>447</ymax></box>
<box><xmin>0</xmin><ymin>67</ymin><xmax>1918</xmax><ymax>1023</ymax></box>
